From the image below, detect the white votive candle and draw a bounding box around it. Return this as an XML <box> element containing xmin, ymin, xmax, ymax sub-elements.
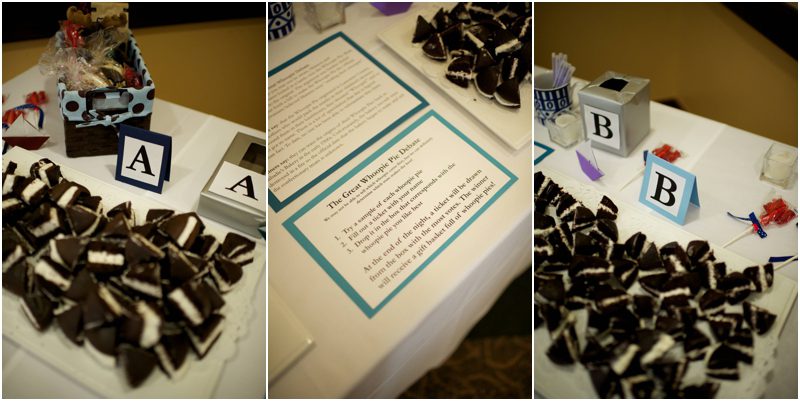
<box><xmin>760</xmin><ymin>143</ymin><xmax>797</xmax><ymax>188</ymax></box>
<box><xmin>765</xmin><ymin>150</ymin><xmax>794</xmax><ymax>180</ymax></box>
<box><xmin>547</xmin><ymin>112</ymin><xmax>582</xmax><ymax>147</ymax></box>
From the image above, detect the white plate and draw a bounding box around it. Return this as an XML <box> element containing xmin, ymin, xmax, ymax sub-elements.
<box><xmin>2</xmin><ymin>147</ymin><xmax>266</xmax><ymax>398</ymax></box>
<box><xmin>534</xmin><ymin>167</ymin><xmax>797</xmax><ymax>398</ymax></box>
<box><xmin>378</xmin><ymin>5</ymin><xmax>532</xmax><ymax>151</ymax></box>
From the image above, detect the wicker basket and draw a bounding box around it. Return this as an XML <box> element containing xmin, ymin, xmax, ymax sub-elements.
<box><xmin>63</xmin><ymin>115</ymin><xmax>151</xmax><ymax>158</ymax></box>
<box><xmin>58</xmin><ymin>36</ymin><xmax>155</xmax><ymax>158</ymax></box>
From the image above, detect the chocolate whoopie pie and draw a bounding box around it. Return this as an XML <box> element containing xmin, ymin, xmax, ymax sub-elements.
<box><xmin>220</xmin><ymin>232</ymin><xmax>255</xmax><ymax>266</ymax></box>
<box><xmin>154</xmin><ymin>333</ymin><xmax>191</xmax><ymax>379</ymax></box>
<box><xmin>659</xmin><ymin>242</ymin><xmax>691</xmax><ymax>274</ymax></box>
<box><xmin>122</xmin><ymin>262</ymin><xmax>163</xmax><ymax>298</ymax></box>
<box><xmin>55</xmin><ymin>302</ymin><xmax>84</xmax><ymax>345</ymax></box>
<box><xmin>30</xmin><ymin>158</ymin><xmax>61</xmax><ymax>187</ymax></box>
<box><xmin>637</xmin><ymin>242</ymin><xmax>663</xmax><ymax>271</ymax></box>
<box><xmin>707</xmin><ymin>313</ymin><xmax>743</xmax><ymax>341</ymax></box>
<box><xmin>49</xmin><ymin>180</ymin><xmax>88</xmax><ymax>209</ymax></box>
<box><xmin>119</xmin><ymin>344</ymin><xmax>158</xmax><ymax>388</ymax></box>
<box><xmin>547</xmin><ymin>318</ymin><xmax>580</xmax><ymax>365</ymax></box>
<box><xmin>446</xmin><ymin>56</ymin><xmax>473</xmax><ymax>88</ymax></box>
<box><xmin>86</xmin><ymin>239</ymin><xmax>125</xmax><ymax>274</ymax></box>
<box><xmin>412</xmin><ymin>15</ymin><xmax>435</xmax><ymax>43</ymax></box>
<box><xmin>588</xmin><ymin>365</ymin><xmax>620</xmax><ymax>398</ymax></box>
<box><xmin>743</xmin><ymin>263</ymin><xmax>773</xmax><ymax>292</ymax></box>
<box><xmin>719</xmin><ymin>272</ymin><xmax>756</xmax><ymax>304</ymax></box>
<box><xmin>684</xmin><ymin>326</ymin><xmax>711</xmax><ymax>360</ymax></box>
<box><xmin>698</xmin><ymin>289</ymin><xmax>726</xmax><ymax>316</ymax></box>
<box><xmin>67</xmin><ymin>205</ymin><xmax>103</xmax><ymax>237</ymax></box>
<box><xmin>612</xmin><ymin>258</ymin><xmax>638</xmax><ymax>289</ymax></box>
<box><xmin>680</xmin><ymin>382</ymin><xmax>720</xmax><ymax>398</ymax></box>
<box><xmin>185</xmin><ymin>313</ymin><xmax>225</xmax><ymax>358</ymax></box>
<box><xmin>22</xmin><ymin>287</ymin><xmax>54</xmax><ymax>330</ymax></box>
<box><xmin>422</xmin><ymin>33</ymin><xmax>447</xmax><ymax>60</ymax></box>
<box><xmin>571</xmin><ymin>206</ymin><xmax>595</xmax><ymax>232</ymax></box>
<box><xmin>160</xmin><ymin>212</ymin><xmax>203</xmax><ymax>250</ymax></box>
<box><xmin>706</xmin><ymin>344</ymin><xmax>739</xmax><ymax>380</ymax></box>
<box><xmin>145</xmin><ymin>208</ymin><xmax>174</xmax><ymax>224</ymax></box>
<box><xmin>686</xmin><ymin>240</ymin><xmax>714</xmax><ymax>266</ymax></box>
<box><xmin>495</xmin><ymin>78</ymin><xmax>520</xmax><ymax>108</ymax></box>
<box><xmin>596</xmin><ymin>195</ymin><xmax>618</xmax><ymax>220</ymax></box>
<box><xmin>743</xmin><ymin>301</ymin><xmax>776</xmax><ymax>335</ymax></box>
<box><xmin>210</xmin><ymin>255</ymin><xmax>243</xmax><ymax>293</ymax></box>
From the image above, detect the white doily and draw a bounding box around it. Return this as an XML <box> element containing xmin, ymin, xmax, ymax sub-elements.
<box><xmin>534</xmin><ymin>168</ymin><xmax>795</xmax><ymax>398</ymax></box>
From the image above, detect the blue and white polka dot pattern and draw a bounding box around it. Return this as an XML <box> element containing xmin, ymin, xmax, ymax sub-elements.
<box><xmin>534</xmin><ymin>85</ymin><xmax>570</xmax><ymax>124</ymax></box>
<box><xmin>58</xmin><ymin>36</ymin><xmax>155</xmax><ymax>127</ymax></box>
<box><xmin>268</xmin><ymin>2</ymin><xmax>295</xmax><ymax>40</ymax></box>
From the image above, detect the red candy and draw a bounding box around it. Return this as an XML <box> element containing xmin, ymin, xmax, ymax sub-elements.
<box><xmin>652</xmin><ymin>144</ymin><xmax>682</xmax><ymax>163</ymax></box>
<box><xmin>62</xmin><ymin>20</ymin><xmax>84</xmax><ymax>48</ymax></box>
<box><xmin>2</xmin><ymin>108</ymin><xmax>24</xmax><ymax>127</ymax></box>
<box><xmin>124</xmin><ymin>66</ymin><xmax>143</xmax><ymax>89</ymax></box>
<box><xmin>25</xmin><ymin>91</ymin><xmax>48</xmax><ymax>107</ymax></box>
<box><xmin>760</xmin><ymin>198</ymin><xmax>797</xmax><ymax>226</ymax></box>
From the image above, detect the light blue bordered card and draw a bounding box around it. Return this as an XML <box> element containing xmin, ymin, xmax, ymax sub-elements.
<box><xmin>268</xmin><ymin>32</ymin><xmax>427</xmax><ymax>213</ymax></box>
<box><xmin>283</xmin><ymin>110</ymin><xmax>517</xmax><ymax>318</ymax></box>
<box><xmin>639</xmin><ymin>151</ymin><xmax>700</xmax><ymax>225</ymax></box>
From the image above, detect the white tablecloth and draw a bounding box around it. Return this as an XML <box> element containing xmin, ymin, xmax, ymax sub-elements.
<box><xmin>268</xmin><ymin>3</ymin><xmax>532</xmax><ymax>398</ymax></box>
<box><xmin>534</xmin><ymin>66</ymin><xmax>798</xmax><ymax>398</ymax></box>
<box><xmin>2</xmin><ymin>67</ymin><xmax>267</xmax><ymax>398</ymax></box>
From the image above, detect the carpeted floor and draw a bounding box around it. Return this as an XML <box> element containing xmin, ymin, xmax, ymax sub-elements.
<box><xmin>400</xmin><ymin>267</ymin><xmax>532</xmax><ymax>398</ymax></box>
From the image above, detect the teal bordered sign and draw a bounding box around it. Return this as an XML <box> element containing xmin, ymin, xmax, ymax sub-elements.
<box><xmin>639</xmin><ymin>152</ymin><xmax>700</xmax><ymax>225</ymax></box>
<box><xmin>283</xmin><ymin>110</ymin><xmax>517</xmax><ymax>318</ymax></box>
<box><xmin>268</xmin><ymin>31</ymin><xmax>427</xmax><ymax>213</ymax></box>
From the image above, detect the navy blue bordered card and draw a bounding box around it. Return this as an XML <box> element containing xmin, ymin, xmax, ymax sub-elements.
<box><xmin>268</xmin><ymin>31</ymin><xmax>427</xmax><ymax>213</ymax></box>
<box><xmin>283</xmin><ymin>110</ymin><xmax>517</xmax><ymax>318</ymax></box>
<box><xmin>115</xmin><ymin>124</ymin><xmax>172</xmax><ymax>193</ymax></box>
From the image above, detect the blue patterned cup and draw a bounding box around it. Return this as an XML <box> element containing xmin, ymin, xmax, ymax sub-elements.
<box><xmin>269</xmin><ymin>2</ymin><xmax>295</xmax><ymax>41</ymax></box>
<box><xmin>534</xmin><ymin>72</ymin><xmax>572</xmax><ymax>125</ymax></box>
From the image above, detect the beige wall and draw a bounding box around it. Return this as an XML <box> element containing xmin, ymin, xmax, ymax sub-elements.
<box><xmin>534</xmin><ymin>3</ymin><xmax>797</xmax><ymax>146</ymax></box>
<box><xmin>3</xmin><ymin>18</ymin><xmax>266</xmax><ymax>132</ymax></box>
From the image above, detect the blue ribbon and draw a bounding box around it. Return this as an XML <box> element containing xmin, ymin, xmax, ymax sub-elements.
<box><xmin>769</xmin><ymin>255</ymin><xmax>798</xmax><ymax>263</ymax></box>
<box><xmin>2</xmin><ymin>103</ymin><xmax>44</xmax><ymax>130</ymax></box>
<box><xmin>727</xmin><ymin>211</ymin><xmax>767</xmax><ymax>238</ymax></box>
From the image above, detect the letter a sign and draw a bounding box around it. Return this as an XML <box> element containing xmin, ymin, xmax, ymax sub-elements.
<box><xmin>115</xmin><ymin>124</ymin><xmax>172</xmax><ymax>193</ymax></box>
<box><xmin>639</xmin><ymin>152</ymin><xmax>699</xmax><ymax>225</ymax></box>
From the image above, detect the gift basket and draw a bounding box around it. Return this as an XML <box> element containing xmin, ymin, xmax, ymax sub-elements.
<box><xmin>39</xmin><ymin>3</ymin><xmax>155</xmax><ymax>158</ymax></box>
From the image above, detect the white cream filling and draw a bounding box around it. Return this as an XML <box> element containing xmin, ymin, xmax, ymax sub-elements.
<box><xmin>464</xmin><ymin>31</ymin><xmax>484</xmax><ymax>49</ymax></box>
<box><xmin>30</xmin><ymin>208</ymin><xmax>60</xmax><ymax>237</ymax></box>
<box><xmin>231</xmin><ymin>250</ymin><xmax>254</xmax><ymax>265</ymax></box>
<box><xmin>210</xmin><ymin>266</ymin><xmax>233</xmax><ymax>293</ymax></box>
<box><xmin>3</xmin><ymin>177</ymin><xmax>17</xmax><ymax>195</ymax></box>
<box><xmin>507</xmin><ymin>58</ymin><xmax>520</xmax><ymax>81</ymax></box>
<box><xmin>168</xmin><ymin>288</ymin><xmax>203</xmax><ymax>326</ymax></box>
<box><xmin>87</xmin><ymin>250</ymin><xmax>124</xmax><ymax>266</ymax></box>
<box><xmin>598</xmin><ymin>294</ymin><xmax>629</xmax><ymax>309</ymax></box>
<box><xmin>186</xmin><ymin>317</ymin><xmax>225</xmax><ymax>356</ymax></box>
<box><xmin>659</xmin><ymin>287</ymin><xmax>690</xmax><ymax>300</ymax></box>
<box><xmin>3</xmin><ymin>245</ymin><xmax>25</xmax><ymax>268</ymax></box>
<box><xmin>176</xmin><ymin>216</ymin><xmax>198</xmax><ymax>247</ymax></box>
<box><xmin>121</xmin><ymin>274</ymin><xmax>162</xmax><ymax>298</ymax></box>
<box><xmin>622</xmin><ymin>374</ymin><xmax>650</xmax><ymax>398</ymax></box>
<box><xmin>21</xmin><ymin>179</ymin><xmax>46</xmax><ymax>203</ymax></box>
<box><xmin>53</xmin><ymin>300</ymin><xmax>76</xmax><ymax>315</ymax></box>
<box><xmin>446</xmin><ymin>70</ymin><xmax>472</xmax><ymax>80</ymax></box>
<box><xmin>611</xmin><ymin>344</ymin><xmax>640</xmax><ymax>375</ymax></box>
<box><xmin>49</xmin><ymin>241</ymin><xmax>67</xmax><ymax>268</ymax></box>
<box><xmin>34</xmin><ymin>259</ymin><xmax>71</xmax><ymax>290</ymax></box>
<box><xmin>203</xmin><ymin>240</ymin><xmax>219</xmax><ymax>260</ymax></box>
<box><xmin>495</xmin><ymin>38</ymin><xmax>521</xmax><ymax>54</ymax></box>
<box><xmin>702</xmin><ymin>304</ymin><xmax>725</xmax><ymax>316</ymax></box>
<box><xmin>577</xmin><ymin>267</ymin><xmax>609</xmax><ymax>276</ymax></box>
<box><xmin>667</xmin><ymin>255</ymin><xmax>687</xmax><ymax>273</ymax></box>
<box><xmin>37</xmin><ymin>164</ymin><xmax>53</xmax><ymax>185</ymax></box>
<box><xmin>727</xmin><ymin>343</ymin><xmax>753</xmax><ymax>358</ymax></box>
<box><xmin>758</xmin><ymin>266</ymin><xmax>768</xmax><ymax>291</ymax></box>
<box><xmin>137</xmin><ymin>302</ymin><xmax>162</xmax><ymax>348</ymax></box>
<box><xmin>620</xmin><ymin>267</ymin><xmax>635</xmax><ymax>284</ymax></box>
<box><xmin>21</xmin><ymin>301</ymin><xmax>43</xmax><ymax>330</ymax></box>
<box><xmin>56</xmin><ymin>186</ymin><xmax>80</xmax><ymax>208</ymax></box>
<box><xmin>97</xmin><ymin>285</ymin><xmax>123</xmax><ymax>316</ymax></box>
<box><xmin>154</xmin><ymin>344</ymin><xmax>176</xmax><ymax>377</ymax></box>
<box><xmin>3</xmin><ymin>197</ymin><xmax>20</xmax><ymax>209</ymax></box>
<box><xmin>640</xmin><ymin>334</ymin><xmax>675</xmax><ymax>365</ymax></box>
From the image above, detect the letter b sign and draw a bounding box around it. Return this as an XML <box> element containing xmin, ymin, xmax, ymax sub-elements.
<box><xmin>583</xmin><ymin>104</ymin><xmax>620</xmax><ymax>150</ymax></box>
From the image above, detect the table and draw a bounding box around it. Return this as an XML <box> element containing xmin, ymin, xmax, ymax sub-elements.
<box><xmin>533</xmin><ymin>66</ymin><xmax>798</xmax><ymax>398</ymax></box>
<box><xmin>268</xmin><ymin>3</ymin><xmax>532</xmax><ymax>397</ymax></box>
<box><xmin>2</xmin><ymin>67</ymin><xmax>267</xmax><ymax>398</ymax></box>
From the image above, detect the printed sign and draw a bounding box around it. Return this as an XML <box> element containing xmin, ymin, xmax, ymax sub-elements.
<box><xmin>115</xmin><ymin>124</ymin><xmax>172</xmax><ymax>193</ymax></box>
<box><xmin>584</xmin><ymin>104</ymin><xmax>620</xmax><ymax>150</ymax></box>
<box><xmin>639</xmin><ymin>152</ymin><xmax>699</xmax><ymax>224</ymax></box>
<box><xmin>209</xmin><ymin>161</ymin><xmax>267</xmax><ymax>212</ymax></box>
